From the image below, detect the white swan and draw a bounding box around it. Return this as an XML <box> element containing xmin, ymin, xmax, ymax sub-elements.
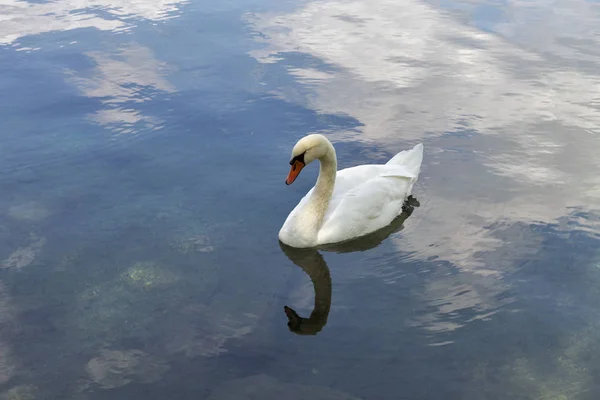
<box><xmin>279</xmin><ymin>134</ymin><xmax>424</xmax><ymax>248</ymax></box>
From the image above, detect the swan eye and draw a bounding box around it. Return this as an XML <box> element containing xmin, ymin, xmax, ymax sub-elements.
<box><xmin>289</xmin><ymin>151</ymin><xmax>306</xmax><ymax>165</ymax></box>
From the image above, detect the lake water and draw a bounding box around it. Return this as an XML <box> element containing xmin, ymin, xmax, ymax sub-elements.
<box><xmin>1</xmin><ymin>0</ymin><xmax>600</xmax><ymax>398</ymax></box>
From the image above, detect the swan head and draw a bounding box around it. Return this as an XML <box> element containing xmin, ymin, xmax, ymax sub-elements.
<box><xmin>285</xmin><ymin>134</ymin><xmax>334</xmax><ymax>185</ymax></box>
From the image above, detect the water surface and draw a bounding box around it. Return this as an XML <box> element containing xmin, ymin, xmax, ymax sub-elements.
<box><xmin>1</xmin><ymin>0</ymin><xmax>600</xmax><ymax>398</ymax></box>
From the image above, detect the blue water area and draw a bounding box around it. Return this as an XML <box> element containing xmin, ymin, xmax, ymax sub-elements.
<box><xmin>1</xmin><ymin>0</ymin><xmax>600</xmax><ymax>399</ymax></box>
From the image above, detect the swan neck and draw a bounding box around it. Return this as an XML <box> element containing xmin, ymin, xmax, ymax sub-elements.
<box><xmin>308</xmin><ymin>147</ymin><xmax>336</xmax><ymax>225</ymax></box>
<box><xmin>315</xmin><ymin>151</ymin><xmax>336</xmax><ymax>196</ymax></box>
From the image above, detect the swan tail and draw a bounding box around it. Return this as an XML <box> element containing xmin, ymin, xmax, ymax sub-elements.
<box><xmin>386</xmin><ymin>143</ymin><xmax>423</xmax><ymax>176</ymax></box>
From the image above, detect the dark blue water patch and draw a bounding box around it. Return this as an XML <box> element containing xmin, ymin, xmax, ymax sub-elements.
<box><xmin>470</xmin><ymin>2</ymin><xmax>509</xmax><ymax>33</ymax></box>
<box><xmin>49</xmin><ymin>50</ymin><xmax>99</xmax><ymax>73</ymax></box>
<box><xmin>7</xmin><ymin>26</ymin><xmax>113</xmax><ymax>55</ymax></box>
<box><xmin>511</xmin><ymin>224</ymin><xmax>600</xmax><ymax>301</ymax></box>
<box><xmin>272</xmin><ymin>51</ymin><xmax>342</xmax><ymax>75</ymax></box>
<box><xmin>434</xmin><ymin>0</ymin><xmax>510</xmax><ymax>34</ymax></box>
<box><xmin>227</xmin><ymin>94</ymin><xmax>361</xmax><ymax>135</ymax></box>
<box><xmin>0</xmin><ymin>47</ymin><xmax>90</xmax><ymax>114</ymax></box>
<box><xmin>29</xmin><ymin>93</ymin><xmax>103</xmax><ymax>119</ymax></box>
<box><xmin>130</xmin><ymin>7</ymin><xmax>264</xmax><ymax>62</ymax></box>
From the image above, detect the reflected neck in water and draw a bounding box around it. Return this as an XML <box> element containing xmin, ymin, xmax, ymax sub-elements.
<box><xmin>279</xmin><ymin>244</ymin><xmax>332</xmax><ymax>335</ymax></box>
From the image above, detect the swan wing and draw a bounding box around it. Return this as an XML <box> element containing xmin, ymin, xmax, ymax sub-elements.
<box><xmin>323</xmin><ymin>164</ymin><xmax>415</xmax><ymax>211</ymax></box>
<box><xmin>317</xmin><ymin>167</ymin><xmax>415</xmax><ymax>244</ymax></box>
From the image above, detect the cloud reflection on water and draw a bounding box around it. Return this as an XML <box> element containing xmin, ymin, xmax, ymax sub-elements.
<box><xmin>0</xmin><ymin>0</ymin><xmax>188</xmax><ymax>46</ymax></box>
<box><xmin>248</xmin><ymin>0</ymin><xmax>599</xmax><ymax>138</ymax></box>
<box><xmin>66</xmin><ymin>43</ymin><xmax>176</xmax><ymax>132</ymax></box>
<box><xmin>1</xmin><ymin>0</ymin><xmax>185</xmax><ymax>133</ymax></box>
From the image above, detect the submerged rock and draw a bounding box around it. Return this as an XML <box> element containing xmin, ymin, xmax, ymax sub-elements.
<box><xmin>7</xmin><ymin>202</ymin><xmax>50</xmax><ymax>222</ymax></box>
<box><xmin>2</xmin><ymin>237</ymin><xmax>46</xmax><ymax>270</ymax></box>
<box><xmin>122</xmin><ymin>261</ymin><xmax>179</xmax><ymax>288</ymax></box>
<box><xmin>171</xmin><ymin>235</ymin><xmax>214</xmax><ymax>254</ymax></box>
<box><xmin>163</xmin><ymin>304</ymin><xmax>256</xmax><ymax>358</ymax></box>
<box><xmin>71</xmin><ymin>261</ymin><xmax>183</xmax><ymax>348</ymax></box>
<box><xmin>85</xmin><ymin>349</ymin><xmax>169</xmax><ymax>389</ymax></box>
<box><xmin>0</xmin><ymin>344</ymin><xmax>15</xmax><ymax>385</ymax></box>
<box><xmin>0</xmin><ymin>385</ymin><xmax>38</xmax><ymax>400</ymax></box>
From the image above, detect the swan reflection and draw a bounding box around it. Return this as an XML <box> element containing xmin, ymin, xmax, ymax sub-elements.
<box><xmin>279</xmin><ymin>196</ymin><xmax>419</xmax><ymax>335</ymax></box>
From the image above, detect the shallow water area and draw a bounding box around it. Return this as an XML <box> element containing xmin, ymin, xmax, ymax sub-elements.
<box><xmin>1</xmin><ymin>0</ymin><xmax>600</xmax><ymax>398</ymax></box>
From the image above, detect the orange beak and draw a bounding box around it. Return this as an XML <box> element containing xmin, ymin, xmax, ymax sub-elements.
<box><xmin>285</xmin><ymin>160</ymin><xmax>305</xmax><ymax>185</ymax></box>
